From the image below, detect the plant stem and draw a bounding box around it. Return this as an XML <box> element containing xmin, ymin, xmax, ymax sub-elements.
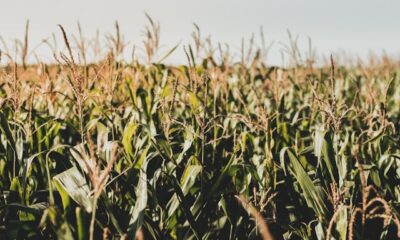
<box><xmin>89</xmin><ymin>196</ymin><xmax>98</xmax><ymax>240</ymax></box>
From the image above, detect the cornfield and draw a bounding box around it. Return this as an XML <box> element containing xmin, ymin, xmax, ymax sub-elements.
<box><xmin>1</xmin><ymin>19</ymin><xmax>400</xmax><ymax>240</ymax></box>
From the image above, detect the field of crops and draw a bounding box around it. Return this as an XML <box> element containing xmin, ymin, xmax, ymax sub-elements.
<box><xmin>1</xmin><ymin>20</ymin><xmax>400</xmax><ymax>240</ymax></box>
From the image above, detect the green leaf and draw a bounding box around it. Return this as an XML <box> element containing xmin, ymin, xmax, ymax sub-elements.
<box><xmin>75</xmin><ymin>207</ymin><xmax>87</xmax><ymax>240</ymax></box>
<box><xmin>167</xmin><ymin>163</ymin><xmax>201</xmax><ymax>219</ymax></box>
<box><xmin>314</xmin><ymin>128</ymin><xmax>337</xmax><ymax>183</ymax></box>
<box><xmin>122</xmin><ymin>121</ymin><xmax>138</xmax><ymax>164</ymax></box>
<box><xmin>157</xmin><ymin>42</ymin><xmax>180</xmax><ymax>63</ymax></box>
<box><xmin>128</xmin><ymin>161</ymin><xmax>148</xmax><ymax>236</ymax></box>
<box><xmin>281</xmin><ymin>147</ymin><xmax>328</xmax><ymax>224</ymax></box>
<box><xmin>0</xmin><ymin>202</ymin><xmax>48</xmax><ymax>217</ymax></box>
<box><xmin>53</xmin><ymin>166</ymin><xmax>92</xmax><ymax>212</ymax></box>
<box><xmin>168</xmin><ymin>174</ymin><xmax>202</xmax><ymax>240</ymax></box>
<box><xmin>176</xmin><ymin>126</ymin><xmax>194</xmax><ymax>164</ymax></box>
<box><xmin>0</xmin><ymin>111</ymin><xmax>16</xmax><ymax>152</ymax></box>
<box><xmin>134</xmin><ymin>143</ymin><xmax>151</xmax><ymax>169</ymax></box>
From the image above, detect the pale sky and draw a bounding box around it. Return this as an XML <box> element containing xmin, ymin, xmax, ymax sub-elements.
<box><xmin>1</xmin><ymin>0</ymin><xmax>400</xmax><ymax>65</ymax></box>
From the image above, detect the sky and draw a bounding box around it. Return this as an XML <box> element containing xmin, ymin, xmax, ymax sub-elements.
<box><xmin>1</xmin><ymin>0</ymin><xmax>400</xmax><ymax>65</ymax></box>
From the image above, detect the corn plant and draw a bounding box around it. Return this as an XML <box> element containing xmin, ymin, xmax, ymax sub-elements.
<box><xmin>1</xmin><ymin>18</ymin><xmax>400</xmax><ymax>240</ymax></box>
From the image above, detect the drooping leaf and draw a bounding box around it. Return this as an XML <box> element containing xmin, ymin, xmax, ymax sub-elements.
<box><xmin>53</xmin><ymin>166</ymin><xmax>92</xmax><ymax>212</ymax></box>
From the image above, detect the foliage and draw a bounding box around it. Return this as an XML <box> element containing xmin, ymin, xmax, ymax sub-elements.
<box><xmin>1</xmin><ymin>20</ymin><xmax>400</xmax><ymax>240</ymax></box>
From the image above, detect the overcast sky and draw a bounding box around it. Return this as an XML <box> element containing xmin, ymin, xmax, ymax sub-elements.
<box><xmin>1</xmin><ymin>0</ymin><xmax>400</xmax><ymax>65</ymax></box>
